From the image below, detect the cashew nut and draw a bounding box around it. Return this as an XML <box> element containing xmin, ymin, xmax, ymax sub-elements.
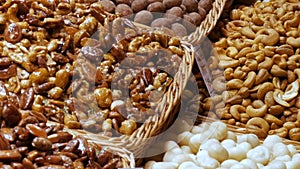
<box><xmin>178</xmin><ymin>131</ymin><xmax>194</xmax><ymax>146</ymax></box>
<box><xmin>239</xmin><ymin>159</ymin><xmax>258</xmax><ymax>169</ymax></box>
<box><xmin>246</xmin><ymin>117</ymin><xmax>270</xmax><ymax>138</ymax></box>
<box><xmin>264</xmin><ymin>114</ymin><xmax>284</xmax><ymax>126</ymax></box>
<box><xmin>178</xmin><ymin>161</ymin><xmax>203</xmax><ymax>169</ymax></box>
<box><xmin>213</xmin><ymin>76</ymin><xmax>226</xmax><ymax>93</ymax></box>
<box><xmin>272</xmin><ymin>54</ymin><xmax>287</xmax><ymax>69</ymax></box>
<box><xmin>255</xmin><ymin>69</ymin><xmax>271</xmax><ymax>85</ymax></box>
<box><xmin>289</xmin><ymin>128</ymin><xmax>300</xmax><ymax>141</ymax></box>
<box><xmin>229</xmin><ymin>105</ymin><xmax>245</xmax><ymax>120</ymax></box>
<box><xmin>226</xmin><ymin>79</ymin><xmax>244</xmax><ymax>90</ymax></box>
<box><xmin>218</xmin><ymin>59</ymin><xmax>240</xmax><ymax>69</ymax></box>
<box><xmin>286</xmin><ymin>37</ymin><xmax>300</xmax><ymax>48</ymax></box>
<box><xmin>224</xmin><ymin>142</ymin><xmax>251</xmax><ymax>161</ymax></box>
<box><xmin>263</xmin><ymin>135</ymin><xmax>283</xmax><ymax>150</ymax></box>
<box><xmin>271</xmin><ymin>65</ymin><xmax>287</xmax><ymax>77</ymax></box>
<box><xmin>282</xmin><ymin>80</ymin><xmax>299</xmax><ymax>101</ymax></box>
<box><xmin>257</xmin><ymin>82</ymin><xmax>274</xmax><ymax>100</ymax></box>
<box><xmin>221</xmin><ymin>159</ymin><xmax>239</xmax><ymax>168</ymax></box>
<box><xmin>243</xmin><ymin>71</ymin><xmax>256</xmax><ymax>88</ymax></box>
<box><xmin>236</xmin><ymin>47</ymin><xmax>255</xmax><ymax>59</ymax></box>
<box><xmin>196</xmin><ymin>150</ymin><xmax>220</xmax><ymax>169</ymax></box>
<box><xmin>241</xmin><ymin>27</ymin><xmax>256</xmax><ymax>39</ymax></box>
<box><xmin>268</xmin><ymin>127</ymin><xmax>288</xmax><ymax>138</ymax></box>
<box><xmin>246</xmin><ymin>103</ymin><xmax>268</xmax><ymax>118</ymax></box>
<box><xmin>255</xmin><ymin>28</ymin><xmax>280</xmax><ymax>46</ymax></box>
<box><xmin>147</xmin><ymin>161</ymin><xmax>179</xmax><ymax>169</ymax></box>
<box><xmin>258</xmin><ymin>57</ymin><xmax>273</xmax><ymax>70</ymax></box>
<box><xmin>267</xmin><ymin>160</ymin><xmax>286</xmax><ymax>169</ymax></box>
<box><xmin>265</xmin><ymin>91</ymin><xmax>276</xmax><ymax>107</ymax></box>
<box><xmin>272</xmin><ymin>142</ymin><xmax>291</xmax><ymax>158</ymax></box>
<box><xmin>273</xmin><ymin>89</ymin><xmax>291</xmax><ymax>107</ymax></box>
<box><xmin>237</xmin><ymin>134</ymin><xmax>260</xmax><ymax>149</ymax></box>
<box><xmin>200</xmin><ymin>139</ymin><xmax>229</xmax><ymax>162</ymax></box>
<box><xmin>247</xmin><ymin>145</ymin><xmax>271</xmax><ymax>165</ymax></box>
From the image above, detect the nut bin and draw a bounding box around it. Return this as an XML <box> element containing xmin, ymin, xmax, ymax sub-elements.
<box><xmin>201</xmin><ymin>0</ymin><xmax>300</xmax><ymax>141</ymax></box>
<box><xmin>145</xmin><ymin>120</ymin><xmax>300</xmax><ymax>169</ymax></box>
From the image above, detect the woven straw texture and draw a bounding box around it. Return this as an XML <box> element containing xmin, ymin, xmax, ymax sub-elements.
<box><xmin>182</xmin><ymin>0</ymin><xmax>228</xmax><ymax>45</ymax></box>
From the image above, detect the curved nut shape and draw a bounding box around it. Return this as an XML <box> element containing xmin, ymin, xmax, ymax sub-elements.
<box><xmin>258</xmin><ymin>57</ymin><xmax>273</xmax><ymax>70</ymax></box>
<box><xmin>255</xmin><ymin>28</ymin><xmax>280</xmax><ymax>46</ymax></box>
<box><xmin>229</xmin><ymin>105</ymin><xmax>245</xmax><ymax>120</ymax></box>
<box><xmin>226</xmin><ymin>79</ymin><xmax>244</xmax><ymax>90</ymax></box>
<box><xmin>255</xmin><ymin>69</ymin><xmax>270</xmax><ymax>85</ymax></box>
<box><xmin>269</xmin><ymin>105</ymin><xmax>285</xmax><ymax>116</ymax></box>
<box><xmin>257</xmin><ymin>82</ymin><xmax>274</xmax><ymax>100</ymax></box>
<box><xmin>218</xmin><ymin>59</ymin><xmax>240</xmax><ymax>69</ymax></box>
<box><xmin>271</xmin><ymin>65</ymin><xmax>287</xmax><ymax>77</ymax></box>
<box><xmin>243</xmin><ymin>71</ymin><xmax>256</xmax><ymax>88</ymax></box>
<box><xmin>284</xmin><ymin>12</ymin><xmax>300</xmax><ymax>29</ymax></box>
<box><xmin>268</xmin><ymin>127</ymin><xmax>288</xmax><ymax>138</ymax></box>
<box><xmin>246</xmin><ymin>104</ymin><xmax>268</xmax><ymax>118</ymax></box>
<box><xmin>241</xmin><ymin>27</ymin><xmax>256</xmax><ymax>39</ymax></box>
<box><xmin>264</xmin><ymin>114</ymin><xmax>284</xmax><ymax>126</ymax></box>
<box><xmin>282</xmin><ymin>80</ymin><xmax>299</xmax><ymax>101</ymax></box>
<box><xmin>294</xmin><ymin>68</ymin><xmax>300</xmax><ymax>79</ymax></box>
<box><xmin>273</xmin><ymin>89</ymin><xmax>291</xmax><ymax>107</ymax></box>
<box><xmin>246</xmin><ymin>117</ymin><xmax>270</xmax><ymax>138</ymax></box>
<box><xmin>289</xmin><ymin>128</ymin><xmax>300</xmax><ymax>141</ymax></box>
<box><xmin>272</xmin><ymin>77</ymin><xmax>281</xmax><ymax>89</ymax></box>
<box><xmin>286</xmin><ymin>37</ymin><xmax>300</xmax><ymax>48</ymax></box>
<box><xmin>213</xmin><ymin>76</ymin><xmax>226</xmax><ymax>93</ymax></box>
<box><xmin>236</xmin><ymin>47</ymin><xmax>254</xmax><ymax>59</ymax></box>
<box><xmin>264</xmin><ymin>91</ymin><xmax>275</xmax><ymax>107</ymax></box>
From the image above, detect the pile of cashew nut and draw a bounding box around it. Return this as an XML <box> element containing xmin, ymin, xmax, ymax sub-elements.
<box><xmin>202</xmin><ymin>0</ymin><xmax>300</xmax><ymax>140</ymax></box>
<box><xmin>145</xmin><ymin>121</ymin><xmax>300</xmax><ymax>169</ymax></box>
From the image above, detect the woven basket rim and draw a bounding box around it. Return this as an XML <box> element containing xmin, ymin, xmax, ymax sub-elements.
<box><xmin>182</xmin><ymin>0</ymin><xmax>228</xmax><ymax>45</ymax></box>
<box><xmin>197</xmin><ymin>115</ymin><xmax>300</xmax><ymax>152</ymax></box>
<box><xmin>46</xmin><ymin>121</ymin><xmax>136</xmax><ymax>168</ymax></box>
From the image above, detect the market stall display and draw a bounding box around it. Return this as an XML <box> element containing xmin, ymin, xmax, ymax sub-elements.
<box><xmin>0</xmin><ymin>0</ymin><xmax>202</xmax><ymax>166</ymax></box>
<box><xmin>4</xmin><ymin>0</ymin><xmax>300</xmax><ymax>168</ymax></box>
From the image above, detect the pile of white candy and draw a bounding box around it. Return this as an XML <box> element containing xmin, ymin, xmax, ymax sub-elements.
<box><xmin>145</xmin><ymin>121</ymin><xmax>300</xmax><ymax>169</ymax></box>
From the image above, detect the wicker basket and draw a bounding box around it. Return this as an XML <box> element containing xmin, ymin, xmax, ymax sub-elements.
<box><xmin>63</xmin><ymin>19</ymin><xmax>195</xmax><ymax>163</ymax></box>
<box><xmin>182</xmin><ymin>0</ymin><xmax>229</xmax><ymax>45</ymax></box>
<box><xmin>46</xmin><ymin>121</ymin><xmax>136</xmax><ymax>168</ymax></box>
<box><xmin>88</xmin><ymin>142</ymin><xmax>136</xmax><ymax>168</ymax></box>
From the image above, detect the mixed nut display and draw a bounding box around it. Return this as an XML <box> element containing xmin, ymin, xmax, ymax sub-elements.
<box><xmin>0</xmin><ymin>0</ymin><xmax>192</xmax><ymax>167</ymax></box>
<box><xmin>1</xmin><ymin>0</ymin><xmax>300</xmax><ymax>168</ymax></box>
